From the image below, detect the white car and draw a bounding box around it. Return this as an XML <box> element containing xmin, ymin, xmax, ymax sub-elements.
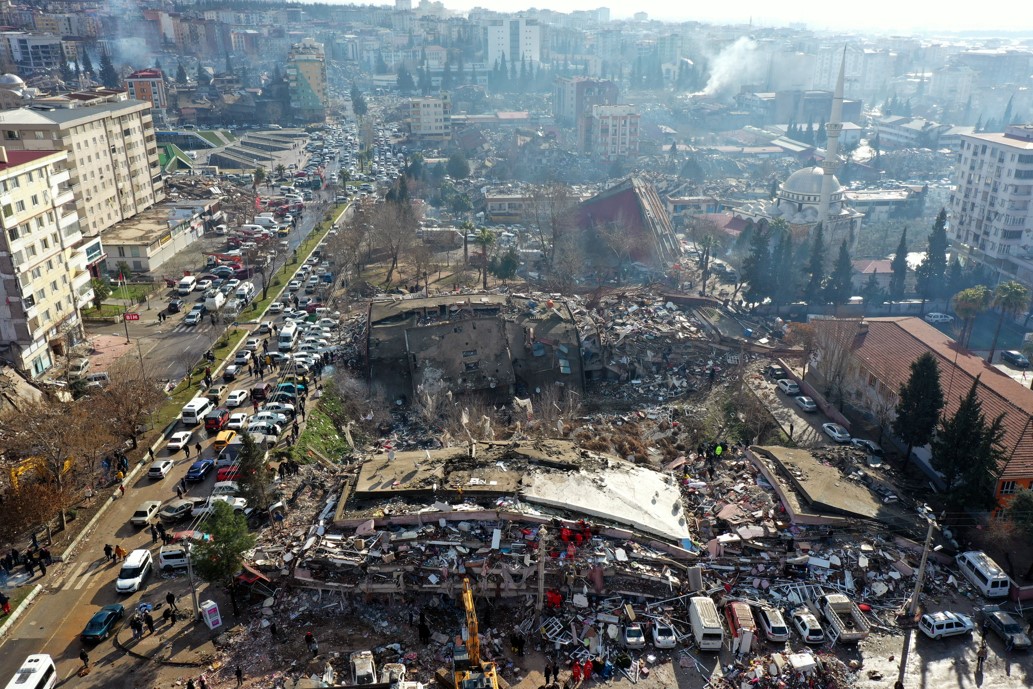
<box><xmin>234</xmin><ymin>350</ymin><xmax>253</xmax><ymax>365</ymax></box>
<box><xmin>794</xmin><ymin>396</ymin><xmax>818</xmax><ymax>413</ymax></box>
<box><xmin>130</xmin><ymin>500</ymin><xmax>163</xmax><ymax>526</ymax></box>
<box><xmin>791</xmin><ymin>610</ymin><xmax>826</xmax><ymax>644</ymax></box>
<box><xmin>315</xmin><ymin>318</ymin><xmax>339</xmax><ymax>330</ymax></box>
<box><xmin>776</xmin><ymin>378</ymin><xmax>800</xmax><ymax>395</ymax></box>
<box><xmin>924</xmin><ymin>312</ymin><xmax>954</xmax><ymax>324</ymax></box>
<box><xmin>196</xmin><ymin>279</ymin><xmax>212</xmax><ymax>292</ymax></box>
<box><xmin>147</xmin><ymin>459</ymin><xmax>175</xmax><ymax>479</ymax></box>
<box><xmin>167</xmin><ymin>430</ymin><xmax>194</xmax><ymax>451</ymax></box>
<box><xmin>251</xmin><ymin>411</ymin><xmax>287</xmax><ymax>426</ymax></box>
<box><xmin>261</xmin><ymin>402</ymin><xmax>295</xmax><ymax>418</ymax></box>
<box><xmin>268</xmin><ymin>302</ymin><xmax>285</xmax><ymax>315</ymax></box>
<box><xmin>651</xmin><ymin>623</ymin><xmax>677</xmax><ymax>649</ymax></box>
<box><xmin>247</xmin><ymin>421</ymin><xmax>283</xmax><ymax>436</ymax></box>
<box><xmin>919</xmin><ymin>611</ymin><xmax>974</xmax><ymax>640</ymax></box>
<box><xmin>622</xmin><ymin>623</ymin><xmax>646</xmax><ymax>649</ymax></box>
<box><xmin>226</xmin><ymin>412</ymin><xmax>250</xmax><ymax>430</ymax></box>
<box><xmin>822</xmin><ymin>422</ymin><xmax>852</xmax><ymax>443</ymax></box>
<box><xmin>190</xmin><ymin>495</ymin><xmax>247</xmax><ymax>518</ymax></box>
<box><xmin>226</xmin><ymin>389</ymin><xmax>250</xmax><ymax>407</ymax></box>
<box><xmin>258</xmin><ymin>321</ymin><xmax>273</xmax><ymax>334</ymax></box>
<box><xmin>244</xmin><ymin>338</ymin><xmax>261</xmax><ymax>352</ymax></box>
<box><xmin>288</xmin><ymin>280</ymin><xmax>302</xmax><ymax>291</ymax></box>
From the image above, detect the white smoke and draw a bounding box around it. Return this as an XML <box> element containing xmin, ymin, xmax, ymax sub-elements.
<box><xmin>699</xmin><ymin>37</ymin><xmax>767</xmax><ymax>98</ymax></box>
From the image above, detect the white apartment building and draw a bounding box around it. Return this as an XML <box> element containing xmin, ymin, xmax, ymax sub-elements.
<box><xmin>407</xmin><ymin>95</ymin><xmax>451</xmax><ymax>143</ymax></box>
<box><xmin>582</xmin><ymin>104</ymin><xmax>639</xmax><ymax>160</ymax></box>
<box><xmin>484</xmin><ymin>18</ymin><xmax>541</xmax><ymax>67</ymax></box>
<box><xmin>0</xmin><ymin>147</ymin><xmax>92</xmax><ymax>377</ymax></box>
<box><xmin>0</xmin><ymin>100</ymin><xmax>164</xmax><ymax>240</ymax></box>
<box><xmin>949</xmin><ymin>125</ymin><xmax>1033</xmax><ymax>286</ymax></box>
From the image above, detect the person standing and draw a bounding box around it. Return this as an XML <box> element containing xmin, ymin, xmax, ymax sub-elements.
<box><xmin>144</xmin><ymin>611</ymin><xmax>156</xmax><ymax>634</ymax></box>
<box><xmin>235</xmin><ymin>666</ymin><xmax>243</xmax><ymax>687</ymax></box>
<box><xmin>194</xmin><ymin>442</ymin><xmax>202</xmax><ymax>457</ymax></box>
<box><xmin>150</xmin><ymin>524</ymin><xmax>159</xmax><ymax>544</ymax></box>
<box><xmin>186</xmin><ymin>679</ymin><xmax>195</xmax><ymax>689</ymax></box>
<box><xmin>166</xmin><ymin>591</ymin><xmax>179</xmax><ymax>611</ymax></box>
<box><xmin>37</xmin><ymin>554</ymin><xmax>46</xmax><ymax>577</ymax></box>
<box><xmin>104</xmin><ymin>544</ymin><xmax>114</xmax><ymax>562</ymax></box>
<box><xmin>79</xmin><ymin>649</ymin><xmax>89</xmax><ymax>669</ymax></box>
<box><xmin>115</xmin><ymin>545</ymin><xmax>127</xmax><ymax>561</ymax></box>
<box><xmin>176</xmin><ymin>483</ymin><xmax>184</xmax><ymax>499</ymax></box>
<box><xmin>0</xmin><ymin>591</ymin><xmax>10</xmax><ymax>615</ymax></box>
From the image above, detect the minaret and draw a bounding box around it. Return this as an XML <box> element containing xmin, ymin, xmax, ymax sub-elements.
<box><xmin>818</xmin><ymin>47</ymin><xmax>846</xmax><ymax>229</ymax></box>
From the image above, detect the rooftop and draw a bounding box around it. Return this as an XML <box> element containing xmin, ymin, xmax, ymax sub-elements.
<box><xmin>963</xmin><ymin>130</ymin><xmax>1033</xmax><ymax>151</ymax></box>
<box><xmin>0</xmin><ymin>99</ymin><xmax>150</xmax><ymax>126</ymax></box>
<box><xmin>102</xmin><ymin>201</ymin><xmax>212</xmax><ymax>245</ymax></box>
<box><xmin>0</xmin><ymin>148</ymin><xmax>62</xmax><ymax>173</ymax></box>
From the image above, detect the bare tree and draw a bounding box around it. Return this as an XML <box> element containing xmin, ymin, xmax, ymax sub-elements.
<box><xmin>0</xmin><ymin>482</ymin><xmax>61</xmax><ymax>547</ymax></box>
<box><xmin>811</xmin><ymin>320</ymin><xmax>858</xmax><ymax>410</ymax></box>
<box><xmin>92</xmin><ymin>361</ymin><xmax>166</xmax><ymax>449</ymax></box>
<box><xmin>369</xmin><ymin>201</ymin><xmax>419</xmax><ymax>285</ymax></box>
<box><xmin>524</xmin><ymin>183</ymin><xmax>579</xmax><ymax>269</ymax></box>
<box><xmin>596</xmin><ymin>215</ymin><xmax>636</xmax><ymax>285</ymax></box>
<box><xmin>546</xmin><ymin>234</ymin><xmax>586</xmax><ymax>293</ymax></box>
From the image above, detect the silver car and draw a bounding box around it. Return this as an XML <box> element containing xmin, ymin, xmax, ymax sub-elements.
<box><xmin>794</xmin><ymin>396</ymin><xmax>818</xmax><ymax>413</ymax></box>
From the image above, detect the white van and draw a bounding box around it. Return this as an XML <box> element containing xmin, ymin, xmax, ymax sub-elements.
<box><xmin>253</xmin><ymin>216</ymin><xmax>278</xmax><ymax>229</ymax></box>
<box><xmin>278</xmin><ymin>320</ymin><xmax>299</xmax><ymax>351</ymax></box>
<box><xmin>279</xmin><ymin>185</ymin><xmax>296</xmax><ymax>195</ymax></box>
<box><xmin>181</xmin><ymin>397</ymin><xmax>214</xmax><ymax>425</ymax></box>
<box><xmin>5</xmin><ymin>655</ymin><xmax>56</xmax><ymax>689</ymax></box>
<box><xmin>177</xmin><ymin>276</ymin><xmax>197</xmax><ymax>295</ymax></box>
<box><xmin>956</xmin><ymin>550</ymin><xmax>1010</xmax><ymax>598</ymax></box>
<box><xmin>115</xmin><ymin>548</ymin><xmax>153</xmax><ymax>593</ymax></box>
<box><xmin>689</xmin><ymin>596</ymin><xmax>725</xmax><ymax>651</ymax></box>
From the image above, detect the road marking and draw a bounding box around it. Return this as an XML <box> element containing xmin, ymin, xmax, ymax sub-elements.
<box><xmin>60</xmin><ymin>561</ymin><xmax>89</xmax><ymax>591</ymax></box>
<box><xmin>74</xmin><ymin>562</ymin><xmax>101</xmax><ymax>590</ymax></box>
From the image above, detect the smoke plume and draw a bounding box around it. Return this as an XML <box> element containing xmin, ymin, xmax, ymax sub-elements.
<box><xmin>700</xmin><ymin>37</ymin><xmax>766</xmax><ymax>98</ymax></box>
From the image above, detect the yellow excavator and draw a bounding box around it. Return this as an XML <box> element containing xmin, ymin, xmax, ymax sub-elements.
<box><xmin>453</xmin><ymin>578</ymin><xmax>500</xmax><ymax>689</ymax></box>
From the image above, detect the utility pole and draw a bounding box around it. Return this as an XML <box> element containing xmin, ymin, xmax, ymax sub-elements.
<box><xmin>186</xmin><ymin>551</ymin><xmax>201</xmax><ymax>621</ymax></box>
<box><xmin>897</xmin><ymin>516</ymin><xmax>935</xmax><ymax>688</ymax></box>
<box><xmin>536</xmin><ymin>526</ymin><xmax>548</xmax><ymax>623</ymax></box>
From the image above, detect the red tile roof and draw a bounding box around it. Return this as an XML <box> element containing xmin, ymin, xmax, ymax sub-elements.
<box><xmin>851</xmin><ymin>259</ymin><xmax>893</xmax><ymax>274</ymax></box>
<box><xmin>0</xmin><ymin>150</ymin><xmax>59</xmax><ymax>171</ymax></box>
<box><xmin>815</xmin><ymin>317</ymin><xmax>1033</xmax><ymax>481</ymax></box>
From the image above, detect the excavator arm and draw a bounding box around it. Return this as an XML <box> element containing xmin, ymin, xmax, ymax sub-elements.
<box><xmin>462</xmin><ymin>577</ymin><xmax>481</xmax><ymax>666</ymax></box>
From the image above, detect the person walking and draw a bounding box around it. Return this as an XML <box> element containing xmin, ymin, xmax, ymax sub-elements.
<box><xmin>118</xmin><ymin>483</ymin><xmax>125</xmax><ymax>497</ymax></box>
<box><xmin>130</xmin><ymin>616</ymin><xmax>143</xmax><ymax>640</ymax></box>
<box><xmin>176</xmin><ymin>483</ymin><xmax>184</xmax><ymax>499</ymax></box>
<box><xmin>37</xmin><ymin>555</ymin><xmax>46</xmax><ymax>577</ymax></box>
<box><xmin>235</xmin><ymin>666</ymin><xmax>243</xmax><ymax>687</ymax></box>
<box><xmin>115</xmin><ymin>545</ymin><xmax>127</xmax><ymax>562</ymax></box>
<box><xmin>977</xmin><ymin>639</ymin><xmax>988</xmax><ymax>672</ymax></box>
<box><xmin>194</xmin><ymin>442</ymin><xmax>202</xmax><ymax>457</ymax></box>
<box><xmin>163</xmin><ymin>606</ymin><xmax>175</xmax><ymax>625</ymax></box>
<box><xmin>79</xmin><ymin>649</ymin><xmax>89</xmax><ymax>669</ymax></box>
<box><xmin>166</xmin><ymin>591</ymin><xmax>179</xmax><ymax>611</ymax></box>
<box><xmin>104</xmin><ymin>544</ymin><xmax>113</xmax><ymax>562</ymax></box>
<box><xmin>150</xmin><ymin>524</ymin><xmax>159</xmax><ymax>544</ymax></box>
<box><xmin>544</xmin><ymin>659</ymin><xmax>554</xmax><ymax>685</ymax></box>
<box><xmin>183</xmin><ymin>444</ymin><xmax>191</xmax><ymax>459</ymax></box>
<box><xmin>144</xmin><ymin>611</ymin><xmax>155</xmax><ymax>634</ymax></box>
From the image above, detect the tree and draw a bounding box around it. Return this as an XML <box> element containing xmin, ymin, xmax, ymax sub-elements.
<box><xmin>176</xmin><ymin>62</ymin><xmax>187</xmax><ymax>85</ymax></box>
<box><xmin>916</xmin><ymin>209</ymin><xmax>949</xmax><ymax>304</ymax></box>
<box><xmin>396</xmin><ymin>66</ymin><xmax>416</xmax><ymax>93</ymax></box>
<box><xmin>861</xmin><ymin>272</ymin><xmax>885</xmax><ymax>305</ymax></box>
<box><xmin>191</xmin><ymin>501</ymin><xmax>256</xmax><ymax>586</ymax></box>
<box><xmin>947</xmin><ymin>257</ymin><xmax>966</xmax><ymax>296</ymax></box>
<box><xmin>350</xmin><ymin>83</ymin><xmax>368</xmax><ymax>117</ymax></box>
<box><xmin>488</xmin><ymin>248</ymin><xmax>519</xmax><ymax>284</ymax></box>
<box><xmin>1005</xmin><ymin>489</ymin><xmax>1033</xmax><ymax>538</ymax></box>
<box><xmin>770</xmin><ymin>221</ymin><xmax>796</xmax><ymax>306</ymax></box>
<box><xmin>0</xmin><ymin>482</ymin><xmax>61</xmax><ymax>547</ymax></box>
<box><xmin>252</xmin><ymin>166</ymin><xmax>266</xmax><ymax>191</ymax></box>
<box><xmin>473</xmin><ymin>229</ymin><xmax>495</xmax><ymax>289</ymax></box>
<box><xmin>196</xmin><ymin>63</ymin><xmax>209</xmax><ymax>86</ymax></box>
<box><xmin>893</xmin><ymin>352</ymin><xmax>944</xmax><ymax>465</ymax></box>
<box><xmin>825</xmin><ymin>240</ymin><xmax>854</xmax><ymax>305</ymax></box>
<box><xmin>803</xmin><ymin>223</ymin><xmax>826</xmax><ymax>303</ymax></box>
<box><xmin>889</xmin><ymin>228</ymin><xmax>909</xmax><ymax>301</ymax></box>
<box><xmin>932</xmin><ymin>377</ymin><xmax>1005</xmax><ymax>512</ymax></box>
<box><xmin>987</xmin><ymin>280</ymin><xmax>1030</xmax><ymax>364</ymax></box>
<box><xmin>523</xmin><ymin>184</ymin><xmax>578</xmax><ymax>269</ymax></box>
<box><xmin>741</xmin><ymin>226</ymin><xmax>772</xmax><ymax>304</ymax></box>
<box><xmin>93</xmin><ymin>362</ymin><xmax>165</xmax><ymax>450</ymax></box>
<box><xmin>82</xmin><ymin>50</ymin><xmax>95</xmax><ymax>77</ymax></box>
<box><xmin>98</xmin><ymin>51</ymin><xmax>119</xmax><ymax>89</ymax></box>
<box><xmin>597</xmin><ymin>216</ymin><xmax>636</xmax><ymax>284</ymax></box>
<box><xmin>951</xmin><ymin>285</ymin><xmax>990</xmax><ymax>349</ymax></box>
<box><xmin>90</xmin><ymin>277</ymin><xmax>111</xmax><ymax>309</ymax></box>
<box><xmin>446</xmin><ymin>153</ymin><xmax>470</xmax><ymax>180</ymax></box>
<box><xmin>274</xmin><ymin>163</ymin><xmax>287</xmax><ymax>181</ymax></box>
<box><xmin>235</xmin><ymin>432</ymin><xmax>273</xmax><ymax>510</ymax></box>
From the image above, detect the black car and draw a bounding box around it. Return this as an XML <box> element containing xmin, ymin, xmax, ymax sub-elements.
<box><xmin>1001</xmin><ymin>350</ymin><xmax>1030</xmax><ymax>369</ymax></box>
<box><xmin>167</xmin><ymin>298</ymin><xmax>185</xmax><ymax>314</ymax></box>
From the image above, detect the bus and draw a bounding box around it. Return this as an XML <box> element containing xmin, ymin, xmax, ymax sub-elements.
<box><xmin>5</xmin><ymin>655</ymin><xmax>56</xmax><ymax>689</ymax></box>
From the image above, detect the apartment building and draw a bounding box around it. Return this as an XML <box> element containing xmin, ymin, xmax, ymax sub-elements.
<box><xmin>0</xmin><ymin>32</ymin><xmax>70</xmax><ymax>72</ymax></box>
<box><xmin>0</xmin><ymin>147</ymin><xmax>92</xmax><ymax>378</ymax></box>
<box><xmin>581</xmin><ymin>104</ymin><xmax>639</xmax><ymax>159</ymax></box>
<box><xmin>287</xmin><ymin>38</ymin><xmax>328</xmax><ymax>123</ymax></box>
<box><xmin>125</xmin><ymin>69</ymin><xmax>168</xmax><ymax>110</ymax></box>
<box><xmin>949</xmin><ymin>125</ymin><xmax>1033</xmax><ymax>286</ymax></box>
<box><xmin>407</xmin><ymin>94</ymin><xmax>452</xmax><ymax>143</ymax></box>
<box><xmin>0</xmin><ymin>99</ymin><xmax>164</xmax><ymax>240</ymax></box>
<box><xmin>484</xmin><ymin>18</ymin><xmax>540</xmax><ymax>67</ymax></box>
<box><xmin>554</xmin><ymin>76</ymin><xmax>618</xmax><ymax>126</ymax></box>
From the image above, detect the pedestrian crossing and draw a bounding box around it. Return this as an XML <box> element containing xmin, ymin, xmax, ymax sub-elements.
<box><xmin>165</xmin><ymin>323</ymin><xmax>214</xmax><ymax>335</ymax></box>
<box><xmin>52</xmin><ymin>559</ymin><xmax>108</xmax><ymax>592</ymax></box>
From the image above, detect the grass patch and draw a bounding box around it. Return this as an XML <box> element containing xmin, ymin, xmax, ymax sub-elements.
<box><xmin>153</xmin><ymin>328</ymin><xmax>247</xmax><ymax>428</ymax></box>
<box><xmin>290</xmin><ymin>403</ymin><xmax>349</xmax><ymax>463</ymax></box>
<box><xmin>108</xmin><ymin>283</ymin><xmax>155</xmax><ymax>303</ymax></box>
<box><xmin>82</xmin><ymin>303</ymin><xmax>126</xmax><ymax>318</ymax></box>
<box><xmin>6</xmin><ymin>583</ymin><xmax>35</xmax><ymax>612</ymax></box>
<box><xmin>197</xmin><ymin>131</ymin><xmax>224</xmax><ymax>147</ymax></box>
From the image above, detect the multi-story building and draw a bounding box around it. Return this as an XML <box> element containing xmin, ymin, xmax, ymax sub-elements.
<box><xmin>125</xmin><ymin>69</ymin><xmax>167</xmax><ymax>111</ymax></box>
<box><xmin>287</xmin><ymin>38</ymin><xmax>327</xmax><ymax>123</ymax></box>
<box><xmin>484</xmin><ymin>18</ymin><xmax>540</xmax><ymax>67</ymax></box>
<box><xmin>0</xmin><ymin>32</ymin><xmax>69</xmax><ymax>72</ymax></box>
<box><xmin>581</xmin><ymin>104</ymin><xmax>639</xmax><ymax>159</ymax></box>
<box><xmin>407</xmin><ymin>94</ymin><xmax>451</xmax><ymax>143</ymax></box>
<box><xmin>554</xmin><ymin>76</ymin><xmax>617</xmax><ymax>126</ymax></box>
<box><xmin>949</xmin><ymin>125</ymin><xmax>1033</xmax><ymax>285</ymax></box>
<box><xmin>0</xmin><ymin>146</ymin><xmax>92</xmax><ymax>378</ymax></box>
<box><xmin>0</xmin><ymin>99</ymin><xmax>164</xmax><ymax>240</ymax></box>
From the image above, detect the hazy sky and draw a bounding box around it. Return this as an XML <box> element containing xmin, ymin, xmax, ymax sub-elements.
<box><xmin>368</xmin><ymin>0</ymin><xmax>1033</xmax><ymax>34</ymax></box>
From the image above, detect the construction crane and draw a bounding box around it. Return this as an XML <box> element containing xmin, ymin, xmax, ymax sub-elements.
<box><xmin>453</xmin><ymin>578</ymin><xmax>500</xmax><ymax>689</ymax></box>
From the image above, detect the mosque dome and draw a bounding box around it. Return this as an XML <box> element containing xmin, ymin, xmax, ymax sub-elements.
<box><xmin>779</xmin><ymin>166</ymin><xmax>841</xmax><ymax>202</ymax></box>
<box><xmin>0</xmin><ymin>74</ymin><xmax>25</xmax><ymax>89</ymax></box>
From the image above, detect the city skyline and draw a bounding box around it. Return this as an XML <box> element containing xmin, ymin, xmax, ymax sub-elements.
<box><xmin>320</xmin><ymin>0</ymin><xmax>1033</xmax><ymax>34</ymax></box>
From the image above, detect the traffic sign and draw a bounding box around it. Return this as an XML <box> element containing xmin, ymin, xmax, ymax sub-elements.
<box><xmin>124</xmin><ymin>313</ymin><xmax>140</xmax><ymax>321</ymax></box>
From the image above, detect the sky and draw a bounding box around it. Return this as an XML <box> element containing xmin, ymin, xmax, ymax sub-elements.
<box><xmin>343</xmin><ymin>0</ymin><xmax>1033</xmax><ymax>34</ymax></box>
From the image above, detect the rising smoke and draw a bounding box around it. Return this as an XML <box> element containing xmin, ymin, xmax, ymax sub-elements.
<box><xmin>698</xmin><ymin>36</ymin><xmax>767</xmax><ymax>98</ymax></box>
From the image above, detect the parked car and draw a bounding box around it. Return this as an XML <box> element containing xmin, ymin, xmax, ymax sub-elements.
<box><xmin>191</xmin><ymin>495</ymin><xmax>247</xmax><ymax>518</ymax></box>
<box><xmin>794</xmin><ymin>396</ymin><xmax>818</xmax><ymax>413</ymax></box>
<box><xmin>822</xmin><ymin>423</ymin><xmax>852</xmax><ymax>443</ymax></box>
<box><xmin>851</xmin><ymin>438</ymin><xmax>884</xmax><ymax>466</ymax></box>
<box><xmin>651</xmin><ymin>623</ymin><xmax>678</xmax><ymax>649</ymax></box>
<box><xmin>147</xmin><ymin>459</ymin><xmax>174</xmax><ymax>479</ymax></box>
<box><xmin>755</xmin><ymin>606</ymin><xmax>791</xmax><ymax>643</ymax></box>
<box><xmin>167</xmin><ymin>430</ymin><xmax>194</xmax><ymax>451</ymax></box>
<box><xmin>984</xmin><ymin>610</ymin><xmax>1032</xmax><ymax>650</ymax></box>
<box><xmin>924</xmin><ymin>312</ymin><xmax>954</xmax><ymax>324</ymax></box>
<box><xmin>776</xmin><ymin>379</ymin><xmax>800</xmax><ymax>395</ymax></box>
<box><xmin>223</xmin><ymin>364</ymin><xmax>240</xmax><ymax>381</ymax></box>
<box><xmin>1001</xmin><ymin>350</ymin><xmax>1030</xmax><ymax>369</ymax></box>
<box><xmin>622</xmin><ymin>623</ymin><xmax>646</xmax><ymax>649</ymax></box>
<box><xmin>185</xmin><ymin>459</ymin><xmax>215</xmax><ymax>482</ymax></box>
<box><xmin>167</xmin><ymin>298</ymin><xmax>185</xmax><ymax>314</ymax></box>
<box><xmin>919</xmin><ymin>611</ymin><xmax>974</xmax><ymax>640</ymax></box>
<box><xmin>791</xmin><ymin>610</ymin><xmax>826</xmax><ymax>644</ymax></box>
<box><xmin>227</xmin><ymin>412</ymin><xmax>250</xmax><ymax>430</ymax></box>
<box><xmin>80</xmin><ymin>604</ymin><xmax>124</xmax><ymax>643</ymax></box>
<box><xmin>130</xmin><ymin>500</ymin><xmax>162</xmax><ymax>527</ymax></box>
<box><xmin>159</xmin><ymin>498</ymin><xmax>206</xmax><ymax>523</ymax></box>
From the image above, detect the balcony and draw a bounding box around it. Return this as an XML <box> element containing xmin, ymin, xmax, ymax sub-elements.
<box><xmin>54</xmin><ymin>186</ymin><xmax>74</xmax><ymax>207</ymax></box>
<box><xmin>50</xmin><ymin>169</ymin><xmax>70</xmax><ymax>187</ymax></box>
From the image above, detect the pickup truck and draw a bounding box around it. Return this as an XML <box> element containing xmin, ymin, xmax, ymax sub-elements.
<box><xmin>817</xmin><ymin>594</ymin><xmax>870</xmax><ymax>643</ymax></box>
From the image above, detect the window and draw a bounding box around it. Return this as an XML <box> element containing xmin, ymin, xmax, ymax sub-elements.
<box><xmin>1</xmin><ymin>204</ymin><xmax>10</xmax><ymax>217</ymax></box>
<box><xmin>30</xmin><ymin>194</ymin><xmax>39</xmax><ymax>206</ymax></box>
<box><xmin>6</xmin><ymin>226</ymin><xmax>17</xmax><ymax>240</ymax></box>
<box><xmin>4</xmin><ymin>130</ymin><xmax>18</xmax><ymax>140</ymax></box>
<box><xmin>15</xmin><ymin>200</ymin><xmax>24</xmax><ymax>212</ymax></box>
<box><xmin>1000</xmin><ymin>480</ymin><xmax>1019</xmax><ymax>495</ymax></box>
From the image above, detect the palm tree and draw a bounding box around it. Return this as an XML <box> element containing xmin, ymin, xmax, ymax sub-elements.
<box><xmin>252</xmin><ymin>166</ymin><xmax>266</xmax><ymax>192</ymax></box>
<box><xmin>473</xmin><ymin>229</ymin><xmax>495</xmax><ymax>289</ymax></box>
<box><xmin>274</xmin><ymin>163</ymin><xmax>287</xmax><ymax>181</ymax></box>
<box><xmin>987</xmin><ymin>280</ymin><xmax>1031</xmax><ymax>364</ymax></box>
<box><xmin>951</xmin><ymin>285</ymin><xmax>990</xmax><ymax>349</ymax></box>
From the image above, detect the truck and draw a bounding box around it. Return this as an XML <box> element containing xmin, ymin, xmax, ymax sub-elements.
<box><xmin>204</xmin><ymin>291</ymin><xmax>226</xmax><ymax>312</ymax></box>
<box><xmin>816</xmin><ymin>593</ymin><xmax>870</xmax><ymax>643</ymax></box>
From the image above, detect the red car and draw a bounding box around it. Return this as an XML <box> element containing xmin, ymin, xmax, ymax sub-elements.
<box><xmin>217</xmin><ymin>466</ymin><xmax>242</xmax><ymax>482</ymax></box>
<box><xmin>204</xmin><ymin>407</ymin><xmax>230</xmax><ymax>432</ymax></box>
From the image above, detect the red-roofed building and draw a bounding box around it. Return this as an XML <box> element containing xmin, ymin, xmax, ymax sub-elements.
<box><xmin>125</xmin><ymin>68</ymin><xmax>167</xmax><ymax>110</ymax></box>
<box><xmin>808</xmin><ymin>317</ymin><xmax>1033</xmax><ymax>508</ymax></box>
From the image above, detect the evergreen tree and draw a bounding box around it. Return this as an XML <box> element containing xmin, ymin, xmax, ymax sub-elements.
<box><xmin>98</xmin><ymin>51</ymin><xmax>119</xmax><ymax>88</ymax></box>
<box><xmin>825</xmin><ymin>240</ymin><xmax>854</xmax><ymax>304</ymax></box>
<box><xmin>59</xmin><ymin>59</ymin><xmax>74</xmax><ymax>83</ymax></box>
<box><xmin>396</xmin><ymin>66</ymin><xmax>416</xmax><ymax>93</ymax></box>
<box><xmin>196</xmin><ymin>63</ymin><xmax>208</xmax><ymax>86</ymax></box>
<box><xmin>861</xmin><ymin>272</ymin><xmax>885</xmax><ymax>305</ymax></box>
<box><xmin>442</xmin><ymin>58</ymin><xmax>453</xmax><ymax>89</ymax></box>
<box><xmin>446</xmin><ymin>153</ymin><xmax>470</xmax><ymax>180</ymax></box>
<box><xmin>804</xmin><ymin>120</ymin><xmax>815</xmax><ymax>145</ymax></box>
<box><xmin>932</xmin><ymin>378</ymin><xmax>1005</xmax><ymax>511</ymax></box>
<box><xmin>235</xmin><ymin>432</ymin><xmax>273</xmax><ymax>510</ymax></box>
<box><xmin>82</xmin><ymin>50</ymin><xmax>95</xmax><ymax>77</ymax></box>
<box><xmin>803</xmin><ymin>223</ymin><xmax>826</xmax><ymax>303</ymax></box>
<box><xmin>176</xmin><ymin>62</ymin><xmax>187</xmax><ymax>84</ymax></box>
<box><xmin>772</xmin><ymin>226</ymin><xmax>797</xmax><ymax>306</ymax></box>
<box><xmin>74</xmin><ymin>59</ymin><xmax>81</xmax><ymax>79</ymax></box>
<box><xmin>769</xmin><ymin>178</ymin><xmax>779</xmax><ymax>199</ymax></box>
<box><xmin>741</xmin><ymin>227</ymin><xmax>772</xmax><ymax>304</ymax></box>
<box><xmin>1003</xmin><ymin>95</ymin><xmax>1015</xmax><ymax>125</ymax></box>
<box><xmin>350</xmin><ymin>83</ymin><xmax>368</xmax><ymax>117</ymax></box>
<box><xmin>191</xmin><ymin>501</ymin><xmax>256</xmax><ymax>586</ymax></box>
<box><xmin>889</xmin><ymin>228</ymin><xmax>909</xmax><ymax>300</ymax></box>
<box><xmin>947</xmin><ymin>257</ymin><xmax>966</xmax><ymax>295</ymax></box>
<box><xmin>916</xmin><ymin>209</ymin><xmax>949</xmax><ymax>303</ymax></box>
<box><xmin>893</xmin><ymin>352</ymin><xmax>944</xmax><ymax>467</ymax></box>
